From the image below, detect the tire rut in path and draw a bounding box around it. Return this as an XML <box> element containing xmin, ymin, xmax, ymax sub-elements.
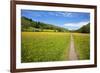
<box><xmin>68</xmin><ymin>34</ymin><xmax>78</xmax><ymax>60</ymax></box>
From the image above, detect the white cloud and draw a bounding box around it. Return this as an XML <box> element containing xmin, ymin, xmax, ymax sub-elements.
<box><xmin>57</xmin><ymin>12</ymin><xmax>73</xmax><ymax>17</ymax></box>
<box><xmin>63</xmin><ymin>21</ymin><xmax>89</xmax><ymax>30</ymax></box>
<box><xmin>48</xmin><ymin>12</ymin><xmax>73</xmax><ymax>17</ymax></box>
<box><xmin>32</xmin><ymin>11</ymin><xmax>73</xmax><ymax>17</ymax></box>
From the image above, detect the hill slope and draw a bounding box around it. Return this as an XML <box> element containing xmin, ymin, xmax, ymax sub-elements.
<box><xmin>21</xmin><ymin>16</ymin><xmax>69</xmax><ymax>32</ymax></box>
<box><xmin>76</xmin><ymin>23</ymin><xmax>90</xmax><ymax>33</ymax></box>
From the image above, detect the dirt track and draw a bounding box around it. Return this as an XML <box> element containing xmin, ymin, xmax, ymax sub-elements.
<box><xmin>68</xmin><ymin>34</ymin><xmax>78</xmax><ymax>60</ymax></box>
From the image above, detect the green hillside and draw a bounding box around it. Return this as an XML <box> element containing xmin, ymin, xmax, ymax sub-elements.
<box><xmin>76</xmin><ymin>23</ymin><xmax>90</xmax><ymax>33</ymax></box>
<box><xmin>21</xmin><ymin>16</ymin><xmax>69</xmax><ymax>32</ymax></box>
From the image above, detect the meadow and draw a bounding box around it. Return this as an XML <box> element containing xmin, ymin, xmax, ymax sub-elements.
<box><xmin>21</xmin><ymin>32</ymin><xmax>70</xmax><ymax>63</ymax></box>
<box><xmin>21</xmin><ymin>32</ymin><xmax>90</xmax><ymax>63</ymax></box>
<box><xmin>73</xmin><ymin>33</ymin><xmax>90</xmax><ymax>60</ymax></box>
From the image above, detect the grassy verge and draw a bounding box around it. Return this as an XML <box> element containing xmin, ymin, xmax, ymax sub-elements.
<box><xmin>21</xmin><ymin>32</ymin><xmax>70</xmax><ymax>63</ymax></box>
<box><xmin>73</xmin><ymin>33</ymin><xmax>90</xmax><ymax>60</ymax></box>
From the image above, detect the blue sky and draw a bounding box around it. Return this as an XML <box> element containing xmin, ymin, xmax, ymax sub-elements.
<box><xmin>21</xmin><ymin>9</ymin><xmax>90</xmax><ymax>30</ymax></box>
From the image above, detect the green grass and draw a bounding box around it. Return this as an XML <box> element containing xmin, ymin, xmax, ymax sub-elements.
<box><xmin>42</xmin><ymin>29</ymin><xmax>56</xmax><ymax>32</ymax></box>
<box><xmin>73</xmin><ymin>33</ymin><xmax>90</xmax><ymax>60</ymax></box>
<box><xmin>21</xmin><ymin>32</ymin><xmax>70</xmax><ymax>63</ymax></box>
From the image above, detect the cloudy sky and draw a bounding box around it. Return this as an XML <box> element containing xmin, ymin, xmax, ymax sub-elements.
<box><xmin>21</xmin><ymin>9</ymin><xmax>90</xmax><ymax>30</ymax></box>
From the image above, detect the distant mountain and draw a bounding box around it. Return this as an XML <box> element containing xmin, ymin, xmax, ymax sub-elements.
<box><xmin>76</xmin><ymin>23</ymin><xmax>90</xmax><ymax>33</ymax></box>
<box><xmin>21</xmin><ymin>16</ymin><xmax>69</xmax><ymax>32</ymax></box>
